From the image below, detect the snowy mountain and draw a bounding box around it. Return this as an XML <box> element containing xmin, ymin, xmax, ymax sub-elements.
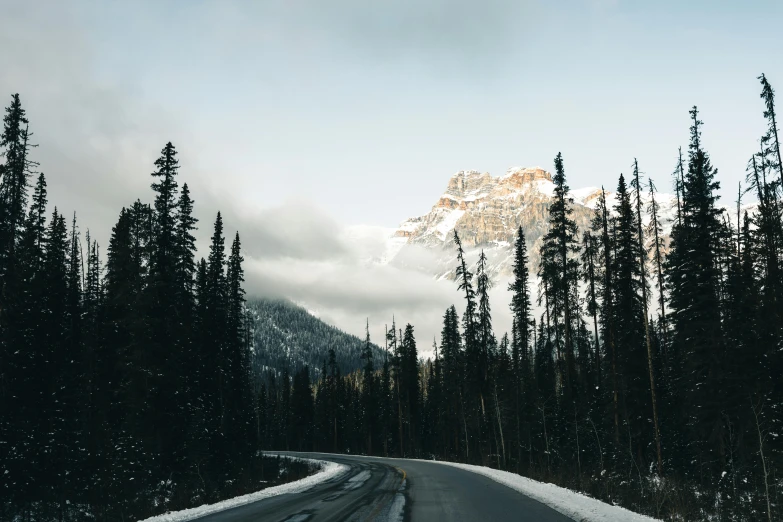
<box><xmin>362</xmin><ymin>166</ymin><xmax>680</xmax><ymax>280</ymax></box>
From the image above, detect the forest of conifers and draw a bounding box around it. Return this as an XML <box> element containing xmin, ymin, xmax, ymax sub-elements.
<box><xmin>0</xmin><ymin>95</ymin><xmax>260</xmax><ymax>521</ymax></box>
<box><xmin>2</xmin><ymin>73</ymin><xmax>783</xmax><ymax>522</ymax></box>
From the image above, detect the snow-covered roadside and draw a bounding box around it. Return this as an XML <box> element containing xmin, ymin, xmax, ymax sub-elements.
<box><xmin>302</xmin><ymin>452</ymin><xmax>659</xmax><ymax>522</ymax></box>
<box><xmin>430</xmin><ymin>460</ymin><xmax>661</xmax><ymax>522</ymax></box>
<box><xmin>138</xmin><ymin>456</ymin><xmax>348</xmax><ymax>522</ymax></box>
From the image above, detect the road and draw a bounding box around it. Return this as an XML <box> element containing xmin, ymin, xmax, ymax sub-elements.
<box><xmin>196</xmin><ymin>452</ymin><xmax>573</xmax><ymax>522</ymax></box>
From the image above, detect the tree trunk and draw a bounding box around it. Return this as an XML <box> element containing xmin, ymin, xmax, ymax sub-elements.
<box><xmin>494</xmin><ymin>382</ymin><xmax>506</xmax><ymax>468</ymax></box>
<box><xmin>634</xmin><ymin>160</ymin><xmax>663</xmax><ymax>475</ymax></box>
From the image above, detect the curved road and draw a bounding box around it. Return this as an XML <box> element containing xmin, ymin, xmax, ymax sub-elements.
<box><xmin>197</xmin><ymin>452</ymin><xmax>573</xmax><ymax>522</ymax></box>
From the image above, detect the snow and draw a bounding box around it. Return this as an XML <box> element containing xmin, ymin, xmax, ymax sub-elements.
<box><xmin>137</xmin><ymin>456</ymin><xmax>348</xmax><ymax>522</ymax></box>
<box><xmin>342</xmin><ymin>470</ymin><xmax>371</xmax><ymax>490</ymax></box>
<box><xmin>531</xmin><ymin>178</ymin><xmax>556</xmax><ymax>197</ymax></box>
<box><xmin>434</xmin><ymin>209</ymin><xmax>465</xmax><ymax>240</ymax></box>
<box><xmin>503</xmin><ymin>165</ymin><xmax>547</xmax><ymax>178</ymax></box>
<box><xmin>297</xmin><ymin>452</ymin><xmax>659</xmax><ymax>521</ymax></box>
<box><xmin>430</xmin><ymin>460</ymin><xmax>661</xmax><ymax>522</ymax></box>
<box><xmin>569</xmin><ymin>186</ymin><xmax>602</xmax><ymax>205</ymax></box>
<box><xmin>380</xmin><ymin>235</ymin><xmax>409</xmax><ymax>265</ymax></box>
<box><xmin>387</xmin><ymin>478</ymin><xmax>406</xmax><ymax>522</ymax></box>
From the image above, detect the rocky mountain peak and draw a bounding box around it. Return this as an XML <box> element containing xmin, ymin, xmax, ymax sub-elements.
<box><xmin>436</xmin><ymin>167</ymin><xmax>556</xmax><ymax>212</ymax></box>
<box><xmin>501</xmin><ymin>166</ymin><xmax>553</xmax><ymax>184</ymax></box>
<box><xmin>385</xmin><ymin>164</ymin><xmax>679</xmax><ymax>279</ymax></box>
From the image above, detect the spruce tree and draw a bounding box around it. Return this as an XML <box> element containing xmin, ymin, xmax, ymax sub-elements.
<box><xmin>647</xmin><ymin>178</ymin><xmax>669</xmax><ymax>350</ymax></box>
<box><xmin>539</xmin><ymin>152</ymin><xmax>580</xmax><ymax>398</ymax></box>
<box><xmin>380</xmin><ymin>327</ymin><xmax>392</xmax><ymax>456</ymax></box>
<box><xmin>225</xmin><ymin>231</ymin><xmax>252</xmax><ymax>477</ymax></box>
<box><xmin>666</xmin><ymin>107</ymin><xmax>727</xmax><ymax>479</ymax></box>
<box><xmin>41</xmin><ymin>210</ymin><xmax>71</xmax><ymax>512</ymax></box>
<box><xmin>453</xmin><ymin>231</ymin><xmax>478</xmax><ymax>391</ymax></box>
<box><xmin>290</xmin><ymin>367</ymin><xmax>314</xmax><ymax>451</ymax></box>
<box><xmin>580</xmin><ymin>231</ymin><xmax>600</xmax><ymax>376</ymax></box>
<box><xmin>591</xmin><ymin>187</ymin><xmax>620</xmax><ymax>440</ymax></box>
<box><xmin>508</xmin><ymin>226</ymin><xmax>532</xmax><ymax>470</ymax></box>
<box><xmin>2</xmin><ymin>175</ymin><xmax>48</xmax><ymax>512</ymax></box>
<box><xmin>476</xmin><ymin>249</ymin><xmax>493</xmax><ymax>424</ymax></box>
<box><xmin>204</xmin><ymin>213</ymin><xmax>228</xmax><ymax>480</ymax></box>
<box><xmin>400</xmin><ymin>324</ymin><xmax>419</xmax><ymax>456</ymax></box>
<box><xmin>439</xmin><ymin>306</ymin><xmax>464</xmax><ymax>459</ymax></box>
<box><xmin>631</xmin><ymin>160</ymin><xmax>663</xmax><ymax>474</ymax></box>
<box><xmin>147</xmin><ymin>142</ymin><xmax>184</xmax><ymax>476</ymax></box>
<box><xmin>613</xmin><ymin>173</ymin><xmax>651</xmax><ymax>472</ymax></box>
<box><xmin>0</xmin><ymin>94</ymin><xmax>36</xmax><ymax>291</ymax></box>
<box><xmin>360</xmin><ymin>320</ymin><xmax>375</xmax><ymax>454</ymax></box>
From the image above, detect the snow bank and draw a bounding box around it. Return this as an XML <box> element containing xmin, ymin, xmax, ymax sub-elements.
<box><xmin>431</xmin><ymin>460</ymin><xmax>661</xmax><ymax>522</ymax></box>
<box><xmin>138</xmin><ymin>456</ymin><xmax>348</xmax><ymax>522</ymax></box>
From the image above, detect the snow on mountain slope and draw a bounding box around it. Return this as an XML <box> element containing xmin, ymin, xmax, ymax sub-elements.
<box><xmin>369</xmin><ymin>166</ymin><xmax>679</xmax><ymax>279</ymax></box>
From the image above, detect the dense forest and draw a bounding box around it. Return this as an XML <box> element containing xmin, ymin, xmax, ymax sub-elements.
<box><xmin>255</xmin><ymin>74</ymin><xmax>783</xmax><ymax>521</ymax></box>
<box><xmin>246</xmin><ymin>297</ymin><xmax>383</xmax><ymax>381</ymax></box>
<box><xmin>0</xmin><ymin>96</ymin><xmax>264</xmax><ymax>521</ymax></box>
<box><xmin>2</xmin><ymin>72</ymin><xmax>783</xmax><ymax>522</ymax></box>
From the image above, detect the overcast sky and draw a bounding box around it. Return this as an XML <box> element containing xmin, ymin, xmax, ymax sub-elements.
<box><xmin>2</xmin><ymin>0</ymin><xmax>781</xmax><ymax>349</ymax></box>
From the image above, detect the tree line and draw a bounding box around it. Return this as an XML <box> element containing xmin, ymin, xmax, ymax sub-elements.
<box><xmin>257</xmin><ymin>74</ymin><xmax>783</xmax><ymax>521</ymax></box>
<box><xmin>0</xmin><ymin>96</ymin><xmax>259</xmax><ymax>521</ymax></box>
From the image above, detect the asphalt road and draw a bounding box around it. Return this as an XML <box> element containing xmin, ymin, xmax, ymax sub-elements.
<box><xmin>196</xmin><ymin>452</ymin><xmax>573</xmax><ymax>522</ymax></box>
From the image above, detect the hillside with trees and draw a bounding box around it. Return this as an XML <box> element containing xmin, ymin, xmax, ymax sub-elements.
<box><xmin>247</xmin><ymin>297</ymin><xmax>384</xmax><ymax>382</ymax></box>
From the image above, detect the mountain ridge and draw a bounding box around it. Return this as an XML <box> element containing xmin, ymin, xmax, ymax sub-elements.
<box><xmin>377</xmin><ymin>165</ymin><xmax>678</xmax><ymax>279</ymax></box>
<box><xmin>247</xmin><ymin>297</ymin><xmax>386</xmax><ymax>381</ymax></box>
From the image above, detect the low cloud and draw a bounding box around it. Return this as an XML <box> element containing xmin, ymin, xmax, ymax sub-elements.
<box><xmin>236</xmin><ymin>206</ymin><xmax>459</xmax><ymax>349</ymax></box>
<box><xmin>235</xmin><ymin>202</ymin><xmax>516</xmax><ymax>357</ymax></box>
<box><xmin>222</xmin><ymin>200</ymin><xmax>348</xmax><ymax>261</ymax></box>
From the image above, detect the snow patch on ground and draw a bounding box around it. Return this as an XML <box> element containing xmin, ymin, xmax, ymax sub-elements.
<box><xmin>342</xmin><ymin>469</ymin><xmax>371</xmax><ymax>490</ymax></box>
<box><xmin>430</xmin><ymin>460</ymin><xmax>661</xmax><ymax>522</ymax></box>
<box><xmin>386</xmin><ymin>478</ymin><xmax>406</xmax><ymax>522</ymax></box>
<box><xmin>138</xmin><ymin>456</ymin><xmax>348</xmax><ymax>522</ymax></box>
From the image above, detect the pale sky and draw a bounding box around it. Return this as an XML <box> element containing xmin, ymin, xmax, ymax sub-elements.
<box><xmin>2</xmin><ymin>0</ymin><xmax>781</xmax><ymax>347</ymax></box>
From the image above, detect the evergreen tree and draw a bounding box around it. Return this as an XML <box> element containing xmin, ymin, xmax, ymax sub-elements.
<box><xmin>539</xmin><ymin>152</ymin><xmax>580</xmax><ymax>399</ymax></box>
<box><xmin>477</xmin><ymin>250</ymin><xmax>492</xmax><ymax>386</ymax></box>
<box><xmin>612</xmin><ymin>173</ymin><xmax>650</xmax><ymax>472</ymax></box>
<box><xmin>666</xmin><ymin>107</ymin><xmax>727</xmax><ymax>480</ymax></box>
<box><xmin>2</xmin><ymin>175</ymin><xmax>49</xmax><ymax>512</ymax></box>
<box><xmin>290</xmin><ymin>367</ymin><xmax>314</xmax><ymax>451</ymax></box>
<box><xmin>476</xmin><ymin>248</ymin><xmax>493</xmax><ymax>445</ymax></box>
<box><xmin>631</xmin><ymin>160</ymin><xmax>663</xmax><ymax>474</ymax></box>
<box><xmin>225</xmin><ymin>232</ymin><xmax>252</xmax><ymax>477</ymax></box>
<box><xmin>0</xmin><ymin>94</ymin><xmax>36</xmax><ymax>291</ymax></box>
<box><xmin>41</xmin><ymin>210</ymin><xmax>71</xmax><ymax>513</ymax></box>
<box><xmin>439</xmin><ymin>306</ymin><xmax>465</xmax><ymax>460</ymax></box>
<box><xmin>400</xmin><ymin>324</ymin><xmax>419</xmax><ymax>456</ymax></box>
<box><xmin>591</xmin><ymin>187</ymin><xmax>620</xmax><ymax>441</ymax></box>
<box><xmin>380</xmin><ymin>327</ymin><xmax>392</xmax><ymax>456</ymax></box>
<box><xmin>146</xmin><ymin>142</ymin><xmax>184</xmax><ymax>477</ymax></box>
<box><xmin>453</xmin><ymin>231</ymin><xmax>479</xmax><ymax>392</ymax></box>
<box><xmin>360</xmin><ymin>320</ymin><xmax>376</xmax><ymax>454</ymax></box>
<box><xmin>647</xmin><ymin>178</ymin><xmax>669</xmax><ymax>350</ymax></box>
<box><xmin>204</xmin><ymin>213</ymin><xmax>229</xmax><ymax>480</ymax></box>
<box><xmin>508</xmin><ymin>226</ymin><xmax>532</xmax><ymax>470</ymax></box>
<box><xmin>580</xmin><ymin>231</ymin><xmax>600</xmax><ymax>377</ymax></box>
